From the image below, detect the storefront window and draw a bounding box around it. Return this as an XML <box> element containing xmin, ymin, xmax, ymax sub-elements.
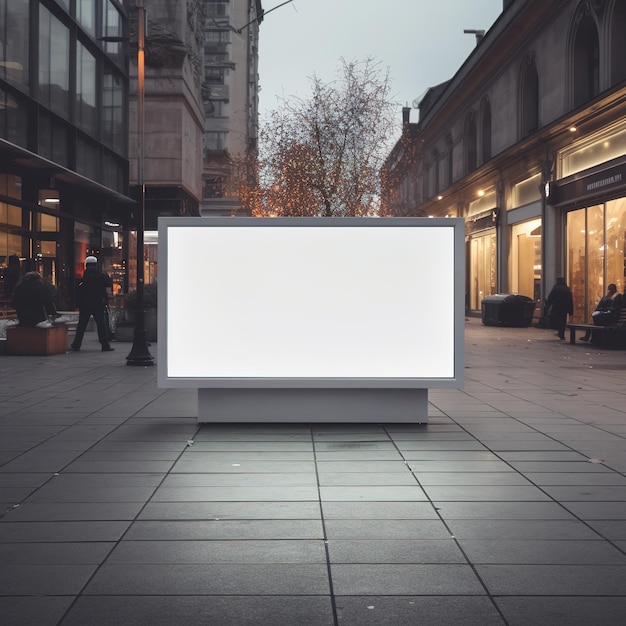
<box><xmin>102</xmin><ymin>229</ymin><xmax>125</xmax><ymax>304</ymax></box>
<box><xmin>567</xmin><ymin>205</ymin><xmax>609</xmax><ymax>322</ymax></box>
<box><xmin>0</xmin><ymin>175</ymin><xmax>27</xmax><ymax>302</ymax></box>
<box><xmin>605</xmin><ymin>198</ymin><xmax>626</xmax><ymax>294</ymax></box>
<box><xmin>510</xmin><ymin>218</ymin><xmax>541</xmax><ymax>301</ymax></box>
<box><xmin>469</xmin><ymin>232</ymin><xmax>497</xmax><ymax>310</ymax></box>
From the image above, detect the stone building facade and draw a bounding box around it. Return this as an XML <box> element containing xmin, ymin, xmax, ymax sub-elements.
<box><xmin>128</xmin><ymin>0</ymin><xmax>206</xmax><ymax>284</ymax></box>
<box><xmin>201</xmin><ymin>0</ymin><xmax>263</xmax><ymax>216</ymax></box>
<box><xmin>383</xmin><ymin>0</ymin><xmax>626</xmax><ymax>322</ymax></box>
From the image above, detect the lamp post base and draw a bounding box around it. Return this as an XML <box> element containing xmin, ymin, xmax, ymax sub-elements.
<box><xmin>126</xmin><ymin>326</ymin><xmax>154</xmax><ymax>366</ymax></box>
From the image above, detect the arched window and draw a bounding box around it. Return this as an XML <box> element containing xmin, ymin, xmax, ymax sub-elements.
<box><xmin>480</xmin><ymin>97</ymin><xmax>492</xmax><ymax>162</ymax></box>
<box><xmin>465</xmin><ymin>112</ymin><xmax>477</xmax><ymax>173</ymax></box>
<box><xmin>610</xmin><ymin>1</ymin><xmax>626</xmax><ymax>85</ymax></box>
<box><xmin>520</xmin><ymin>55</ymin><xmax>539</xmax><ymax>137</ymax></box>
<box><xmin>572</xmin><ymin>8</ymin><xmax>599</xmax><ymax>107</ymax></box>
<box><xmin>446</xmin><ymin>134</ymin><xmax>453</xmax><ymax>187</ymax></box>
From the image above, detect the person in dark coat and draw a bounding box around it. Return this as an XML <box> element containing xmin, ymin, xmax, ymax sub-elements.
<box><xmin>71</xmin><ymin>256</ymin><xmax>114</xmax><ymax>352</ymax></box>
<box><xmin>11</xmin><ymin>271</ymin><xmax>57</xmax><ymax>327</ymax></box>
<box><xmin>545</xmin><ymin>277</ymin><xmax>573</xmax><ymax>340</ymax></box>
<box><xmin>581</xmin><ymin>283</ymin><xmax>623</xmax><ymax>342</ymax></box>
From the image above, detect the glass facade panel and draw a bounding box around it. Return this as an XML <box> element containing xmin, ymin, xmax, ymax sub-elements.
<box><xmin>76</xmin><ymin>42</ymin><xmax>97</xmax><ymax>133</ymax></box>
<box><xmin>0</xmin><ymin>88</ymin><xmax>28</xmax><ymax>148</ymax></box>
<box><xmin>38</xmin><ymin>112</ymin><xmax>69</xmax><ymax>166</ymax></box>
<box><xmin>102</xmin><ymin>1</ymin><xmax>124</xmax><ymax>66</ymax></box>
<box><xmin>76</xmin><ymin>136</ymin><xmax>100</xmax><ymax>181</ymax></box>
<box><xmin>77</xmin><ymin>0</ymin><xmax>96</xmax><ymax>36</ymax></box>
<box><xmin>0</xmin><ymin>0</ymin><xmax>29</xmax><ymax>86</ymax></box>
<box><xmin>39</xmin><ymin>7</ymin><xmax>70</xmax><ymax>117</ymax></box>
<box><xmin>102</xmin><ymin>71</ymin><xmax>124</xmax><ymax>152</ymax></box>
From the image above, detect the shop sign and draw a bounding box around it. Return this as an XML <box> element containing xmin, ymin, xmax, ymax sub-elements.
<box><xmin>548</xmin><ymin>160</ymin><xmax>626</xmax><ymax>206</ymax></box>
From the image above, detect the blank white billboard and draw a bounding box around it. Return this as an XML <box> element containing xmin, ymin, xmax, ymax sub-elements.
<box><xmin>158</xmin><ymin>218</ymin><xmax>464</xmax><ymax>387</ymax></box>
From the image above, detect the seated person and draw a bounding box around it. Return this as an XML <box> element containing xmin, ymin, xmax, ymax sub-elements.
<box><xmin>581</xmin><ymin>283</ymin><xmax>622</xmax><ymax>341</ymax></box>
<box><xmin>11</xmin><ymin>271</ymin><xmax>57</xmax><ymax>327</ymax></box>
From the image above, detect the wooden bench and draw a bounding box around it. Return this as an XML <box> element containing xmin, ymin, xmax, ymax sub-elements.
<box><xmin>6</xmin><ymin>324</ymin><xmax>68</xmax><ymax>356</ymax></box>
<box><xmin>567</xmin><ymin>307</ymin><xmax>626</xmax><ymax>348</ymax></box>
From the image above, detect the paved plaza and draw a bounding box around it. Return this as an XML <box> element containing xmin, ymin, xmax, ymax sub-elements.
<box><xmin>1</xmin><ymin>318</ymin><xmax>626</xmax><ymax>625</ymax></box>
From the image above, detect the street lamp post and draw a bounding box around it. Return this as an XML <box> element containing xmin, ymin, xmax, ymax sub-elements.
<box><xmin>126</xmin><ymin>0</ymin><xmax>154</xmax><ymax>366</ymax></box>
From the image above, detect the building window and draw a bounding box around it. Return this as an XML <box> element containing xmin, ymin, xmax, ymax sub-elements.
<box><xmin>512</xmin><ymin>173</ymin><xmax>541</xmax><ymax>208</ymax></box>
<box><xmin>76</xmin><ymin>0</ymin><xmax>96</xmax><ymax>36</ymax></box>
<box><xmin>205</xmin><ymin>30</ymin><xmax>230</xmax><ymax>47</ymax></box>
<box><xmin>520</xmin><ymin>55</ymin><xmax>539</xmax><ymax>137</ymax></box>
<box><xmin>205</xmin><ymin>131</ymin><xmax>227</xmax><ymax>153</ymax></box>
<box><xmin>205</xmin><ymin>99</ymin><xmax>228</xmax><ymax>117</ymax></box>
<box><xmin>205</xmin><ymin>67</ymin><xmax>227</xmax><ymax>85</ymax></box>
<box><xmin>0</xmin><ymin>88</ymin><xmax>28</xmax><ymax>148</ymax></box>
<box><xmin>559</xmin><ymin>118</ymin><xmax>626</xmax><ymax>177</ymax></box>
<box><xmin>0</xmin><ymin>0</ymin><xmax>29</xmax><ymax>87</ymax></box>
<box><xmin>102</xmin><ymin>70</ymin><xmax>124</xmax><ymax>152</ymax></box>
<box><xmin>38</xmin><ymin>112</ymin><xmax>69</xmax><ymax>167</ymax></box>
<box><xmin>465</xmin><ymin>111</ymin><xmax>477</xmax><ymax>172</ymax></box>
<box><xmin>101</xmin><ymin>1</ymin><xmax>124</xmax><ymax>68</ymax></box>
<box><xmin>204</xmin><ymin>176</ymin><xmax>225</xmax><ymax>199</ymax></box>
<box><xmin>206</xmin><ymin>2</ymin><xmax>228</xmax><ymax>17</ymax></box>
<box><xmin>76</xmin><ymin>42</ymin><xmax>97</xmax><ymax>134</ymax></box>
<box><xmin>76</xmin><ymin>135</ymin><xmax>100</xmax><ymax>181</ymax></box>
<box><xmin>481</xmin><ymin>97</ymin><xmax>492</xmax><ymax>162</ymax></box>
<box><xmin>39</xmin><ymin>6</ymin><xmax>70</xmax><ymax>117</ymax></box>
<box><xmin>572</xmin><ymin>10</ymin><xmax>599</xmax><ymax>108</ymax></box>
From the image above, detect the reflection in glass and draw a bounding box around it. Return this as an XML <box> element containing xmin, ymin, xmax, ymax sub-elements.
<box><xmin>0</xmin><ymin>0</ymin><xmax>29</xmax><ymax>86</ymax></box>
<box><xmin>39</xmin><ymin>7</ymin><xmax>70</xmax><ymax>116</ymax></box>
<box><xmin>102</xmin><ymin>71</ymin><xmax>124</xmax><ymax>151</ymax></box>
<box><xmin>76</xmin><ymin>43</ymin><xmax>97</xmax><ymax>133</ymax></box>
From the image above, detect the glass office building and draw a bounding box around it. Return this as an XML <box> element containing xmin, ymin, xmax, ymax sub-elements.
<box><xmin>0</xmin><ymin>0</ymin><xmax>131</xmax><ymax>310</ymax></box>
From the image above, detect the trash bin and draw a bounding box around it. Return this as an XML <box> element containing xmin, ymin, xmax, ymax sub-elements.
<box><xmin>481</xmin><ymin>294</ymin><xmax>535</xmax><ymax>327</ymax></box>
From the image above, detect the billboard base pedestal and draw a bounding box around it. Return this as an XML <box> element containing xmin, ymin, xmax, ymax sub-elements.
<box><xmin>197</xmin><ymin>388</ymin><xmax>428</xmax><ymax>423</ymax></box>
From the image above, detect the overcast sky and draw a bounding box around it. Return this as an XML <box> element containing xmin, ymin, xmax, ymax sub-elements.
<box><xmin>257</xmin><ymin>0</ymin><xmax>503</xmax><ymax>134</ymax></box>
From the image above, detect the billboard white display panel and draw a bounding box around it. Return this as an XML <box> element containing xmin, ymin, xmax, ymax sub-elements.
<box><xmin>158</xmin><ymin>217</ymin><xmax>464</xmax><ymax>388</ymax></box>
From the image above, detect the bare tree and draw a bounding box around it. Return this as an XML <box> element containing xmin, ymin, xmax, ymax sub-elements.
<box><xmin>260</xmin><ymin>58</ymin><xmax>397</xmax><ymax>217</ymax></box>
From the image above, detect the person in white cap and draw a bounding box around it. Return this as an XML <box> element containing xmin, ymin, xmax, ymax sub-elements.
<box><xmin>71</xmin><ymin>256</ymin><xmax>114</xmax><ymax>352</ymax></box>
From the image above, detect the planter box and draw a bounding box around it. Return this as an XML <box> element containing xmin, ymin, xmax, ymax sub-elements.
<box><xmin>115</xmin><ymin>309</ymin><xmax>157</xmax><ymax>342</ymax></box>
<box><xmin>6</xmin><ymin>324</ymin><xmax>68</xmax><ymax>356</ymax></box>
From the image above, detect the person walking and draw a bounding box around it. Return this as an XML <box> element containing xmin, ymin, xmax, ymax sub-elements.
<box><xmin>71</xmin><ymin>256</ymin><xmax>114</xmax><ymax>352</ymax></box>
<box><xmin>545</xmin><ymin>277</ymin><xmax>573</xmax><ymax>340</ymax></box>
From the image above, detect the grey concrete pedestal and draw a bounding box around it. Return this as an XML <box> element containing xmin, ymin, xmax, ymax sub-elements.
<box><xmin>197</xmin><ymin>388</ymin><xmax>428</xmax><ymax>423</ymax></box>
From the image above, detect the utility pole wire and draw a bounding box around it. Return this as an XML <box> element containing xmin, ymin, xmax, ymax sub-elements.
<box><xmin>237</xmin><ymin>0</ymin><xmax>296</xmax><ymax>33</ymax></box>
